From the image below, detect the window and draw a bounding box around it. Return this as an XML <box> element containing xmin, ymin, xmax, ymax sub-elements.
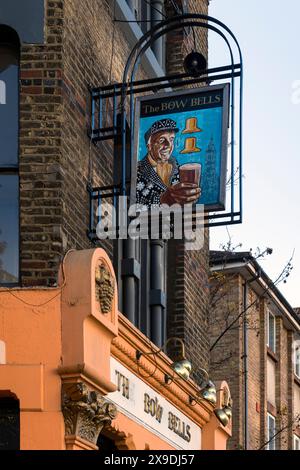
<box><xmin>0</xmin><ymin>397</ymin><xmax>20</xmax><ymax>450</ymax></box>
<box><xmin>125</xmin><ymin>0</ymin><xmax>166</xmax><ymax>68</ymax></box>
<box><xmin>267</xmin><ymin>413</ymin><xmax>276</xmax><ymax>450</ymax></box>
<box><xmin>130</xmin><ymin>0</ymin><xmax>142</xmax><ymax>22</ymax></box>
<box><xmin>267</xmin><ymin>311</ymin><xmax>276</xmax><ymax>353</ymax></box>
<box><xmin>97</xmin><ymin>432</ymin><xmax>118</xmax><ymax>451</ymax></box>
<box><xmin>0</xmin><ymin>26</ymin><xmax>19</xmax><ymax>285</ymax></box>
<box><xmin>127</xmin><ymin>0</ymin><xmax>151</xmax><ymax>27</ymax></box>
<box><xmin>295</xmin><ymin>343</ymin><xmax>300</xmax><ymax>378</ymax></box>
<box><xmin>294</xmin><ymin>435</ymin><xmax>300</xmax><ymax>450</ymax></box>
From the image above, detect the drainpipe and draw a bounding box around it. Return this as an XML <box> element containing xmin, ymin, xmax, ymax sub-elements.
<box><xmin>242</xmin><ymin>280</ymin><xmax>249</xmax><ymax>450</ymax></box>
<box><xmin>150</xmin><ymin>239</ymin><xmax>166</xmax><ymax>347</ymax></box>
<box><xmin>243</xmin><ymin>269</ymin><xmax>261</xmax><ymax>450</ymax></box>
<box><xmin>151</xmin><ymin>0</ymin><xmax>164</xmax><ymax>67</ymax></box>
<box><xmin>122</xmin><ymin>239</ymin><xmax>141</xmax><ymax>324</ymax></box>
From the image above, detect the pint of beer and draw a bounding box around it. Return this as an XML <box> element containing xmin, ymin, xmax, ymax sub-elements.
<box><xmin>179</xmin><ymin>163</ymin><xmax>201</xmax><ymax>186</ymax></box>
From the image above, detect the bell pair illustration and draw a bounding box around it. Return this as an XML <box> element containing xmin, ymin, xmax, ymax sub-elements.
<box><xmin>180</xmin><ymin>117</ymin><xmax>202</xmax><ymax>154</ymax></box>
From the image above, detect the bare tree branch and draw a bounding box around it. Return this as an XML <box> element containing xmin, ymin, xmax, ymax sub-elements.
<box><xmin>210</xmin><ymin>252</ymin><xmax>294</xmax><ymax>352</ymax></box>
<box><xmin>259</xmin><ymin>413</ymin><xmax>300</xmax><ymax>450</ymax></box>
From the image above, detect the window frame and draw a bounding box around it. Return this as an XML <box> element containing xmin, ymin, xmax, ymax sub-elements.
<box><xmin>0</xmin><ymin>396</ymin><xmax>20</xmax><ymax>450</ymax></box>
<box><xmin>125</xmin><ymin>0</ymin><xmax>166</xmax><ymax>70</ymax></box>
<box><xmin>267</xmin><ymin>413</ymin><xmax>276</xmax><ymax>450</ymax></box>
<box><xmin>294</xmin><ymin>434</ymin><xmax>300</xmax><ymax>450</ymax></box>
<box><xmin>0</xmin><ymin>28</ymin><xmax>20</xmax><ymax>287</ymax></box>
<box><xmin>295</xmin><ymin>343</ymin><xmax>300</xmax><ymax>379</ymax></box>
<box><xmin>267</xmin><ymin>310</ymin><xmax>276</xmax><ymax>353</ymax></box>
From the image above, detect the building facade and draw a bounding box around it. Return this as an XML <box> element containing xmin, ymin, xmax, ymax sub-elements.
<box><xmin>0</xmin><ymin>247</ymin><xmax>231</xmax><ymax>450</ymax></box>
<box><xmin>0</xmin><ymin>0</ymin><xmax>233</xmax><ymax>450</ymax></box>
<box><xmin>1</xmin><ymin>0</ymin><xmax>210</xmax><ymax>371</ymax></box>
<box><xmin>209</xmin><ymin>251</ymin><xmax>300</xmax><ymax>450</ymax></box>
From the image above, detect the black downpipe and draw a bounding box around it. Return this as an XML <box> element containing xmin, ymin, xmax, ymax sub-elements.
<box><xmin>242</xmin><ymin>280</ymin><xmax>249</xmax><ymax>450</ymax></box>
<box><xmin>150</xmin><ymin>239</ymin><xmax>165</xmax><ymax>347</ymax></box>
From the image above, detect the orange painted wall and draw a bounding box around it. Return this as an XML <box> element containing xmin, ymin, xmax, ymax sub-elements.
<box><xmin>0</xmin><ymin>289</ymin><xmax>65</xmax><ymax>450</ymax></box>
<box><xmin>0</xmin><ymin>249</ymin><xmax>232</xmax><ymax>450</ymax></box>
<box><xmin>0</xmin><ymin>288</ymin><xmax>179</xmax><ymax>450</ymax></box>
<box><xmin>111</xmin><ymin>412</ymin><xmax>176</xmax><ymax>450</ymax></box>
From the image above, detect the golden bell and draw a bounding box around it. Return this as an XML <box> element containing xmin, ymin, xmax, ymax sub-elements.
<box><xmin>171</xmin><ymin>358</ymin><xmax>192</xmax><ymax>380</ymax></box>
<box><xmin>200</xmin><ymin>389</ymin><xmax>217</xmax><ymax>405</ymax></box>
<box><xmin>223</xmin><ymin>405</ymin><xmax>232</xmax><ymax>420</ymax></box>
<box><xmin>201</xmin><ymin>389</ymin><xmax>217</xmax><ymax>405</ymax></box>
<box><xmin>214</xmin><ymin>408</ymin><xmax>229</xmax><ymax>427</ymax></box>
<box><xmin>180</xmin><ymin>137</ymin><xmax>201</xmax><ymax>154</ymax></box>
<box><xmin>199</xmin><ymin>380</ymin><xmax>217</xmax><ymax>405</ymax></box>
<box><xmin>182</xmin><ymin>117</ymin><xmax>202</xmax><ymax>134</ymax></box>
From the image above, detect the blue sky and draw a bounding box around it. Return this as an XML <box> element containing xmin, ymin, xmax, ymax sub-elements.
<box><xmin>208</xmin><ymin>0</ymin><xmax>300</xmax><ymax>307</ymax></box>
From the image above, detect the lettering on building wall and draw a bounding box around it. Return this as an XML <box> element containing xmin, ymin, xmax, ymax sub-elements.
<box><xmin>168</xmin><ymin>412</ymin><xmax>191</xmax><ymax>442</ymax></box>
<box><xmin>113</xmin><ymin>375</ymin><xmax>193</xmax><ymax>441</ymax></box>
<box><xmin>144</xmin><ymin>393</ymin><xmax>163</xmax><ymax>423</ymax></box>
<box><xmin>111</xmin><ymin>360</ymin><xmax>196</xmax><ymax>445</ymax></box>
<box><xmin>115</xmin><ymin>370</ymin><xmax>129</xmax><ymax>399</ymax></box>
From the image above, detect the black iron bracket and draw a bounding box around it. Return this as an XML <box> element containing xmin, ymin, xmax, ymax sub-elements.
<box><xmin>88</xmin><ymin>13</ymin><xmax>243</xmax><ymax>238</ymax></box>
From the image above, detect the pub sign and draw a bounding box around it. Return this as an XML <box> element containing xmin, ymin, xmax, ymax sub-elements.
<box><xmin>131</xmin><ymin>84</ymin><xmax>230</xmax><ymax>211</ymax></box>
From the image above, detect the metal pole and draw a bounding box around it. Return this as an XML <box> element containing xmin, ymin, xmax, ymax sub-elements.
<box><xmin>243</xmin><ymin>281</ymin><xmax>249</xmax><ymax>450</ymax></box>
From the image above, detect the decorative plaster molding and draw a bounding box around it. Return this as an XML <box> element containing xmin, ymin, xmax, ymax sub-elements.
<box><xmin>58</xmin><ymin>365</ymin><xmax>117</xmax><ymax>395</ymax></box>
<box><xmin>61</xmin><ymin>249</ymin><xmax>118</xmax><ymax>394</ymax></box>
<box><xmin>65</xmin><ymin>435</ymin><xmax>99</xmax><ymax>451</ymax></box>
<box><xmin>62</xmin><ymin>382</ymin><xmax>117</xmax><ymax>445</ymax></box>
<box><xmin>95</xmin><ymin>263</ymin><xmax>115</xmax><ymax>314</ymax></box>
<box><xmin>104</xmin><ymin>426</ymin><xmax>137</xmax><ymax>450</ymax></box>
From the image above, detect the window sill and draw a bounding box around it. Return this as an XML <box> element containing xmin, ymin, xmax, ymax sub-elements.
<box><xmin>267</xmin><ymin>347</ymin><xmax>278</xmax><ymax>362</ymax></box>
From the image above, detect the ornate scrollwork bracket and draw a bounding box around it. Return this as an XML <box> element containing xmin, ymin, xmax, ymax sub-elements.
<box><xmin>62</xmin><ymin>382</ymin><xmax>117</xmax><ymax>446</ymax></box>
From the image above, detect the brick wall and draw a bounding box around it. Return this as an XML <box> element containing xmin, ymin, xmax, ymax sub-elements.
<box><xmin>60</xmin><ymin>0</ymin><xmax>122</xmax><ymax>259</ymax></box>
<box><xmin>246</xmin><ymin>286</ymin><xmax>262</xmax><ymax>449</ymax></box>
<box><xmin>167</xmin><ymin>231</ymin><xmax>210</xmax><ymax>373</ymax></box>
<box><xmin>165</xmin><ymin>0</ymin><xmax>208</xmax><ymax>77</ymax></box>
<box><xmin>19</xmin><ymin>0</ymin><xmax>155</xmax><ymax>286</ymax></box>
<box><xmin>274</xmin><ymin>315</ymin><xmax>290</xmax><ymax>449</ymax></box>
<box><xmin>19</xmin><ymin>0</ymin><xmax>209</xmax><ymax>280</ymax></box>
<box><xmin>20</xmin><ymin>0</ymin><xmax>64</xmax><ymax>287</ymax></box>
<box><xmin>209</xmin><ymin>268</ymin><xmax>298</xmax><ymax>450</ymax></box>
<box><xmin>287</xmin><ymin>330</ymin><xmax>294</xmax><ymax>449</ymax></box>
<box><xmin>18</xmin><ymin>0</ymin><xmax>211</xmax><ymax>374</ymax></box>
<box><xmin>209</xmin><ymin>272</ymin><xmax>244</xmax><ymax>449</ymax></box>
<box><xmin>259</xmin><ymin>299</ymin><xmax>267</xmax><ymax>448</ymax></box>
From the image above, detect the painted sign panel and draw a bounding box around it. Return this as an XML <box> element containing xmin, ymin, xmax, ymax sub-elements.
<box><xmin>131</xmin><ymin>84</ymin><xmax>229</xmax><ymax>211</ymax></box>
<box><xmin>107</xmin><ymin>357</ymin><xmax>201</xmax><ymax>450</ymax></box>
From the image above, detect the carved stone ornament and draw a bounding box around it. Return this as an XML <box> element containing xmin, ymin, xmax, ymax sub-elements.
<box><xmin>62</xmin><ymin>382</ymin><xmax>117</xmax><ymax>445</ymax></box>
<box><xmin>95</xmin><ymin>263</ymin><xmax>115</xmax><ymax>314</ymax></box>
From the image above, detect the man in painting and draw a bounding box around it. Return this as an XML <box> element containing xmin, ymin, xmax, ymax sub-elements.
<box><xmin>136</xmin><ymin>118</ymin><xmax>200</xmax><ymax>208</ymax></box>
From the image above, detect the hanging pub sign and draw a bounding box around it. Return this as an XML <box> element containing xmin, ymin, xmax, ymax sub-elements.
<box><xmin>131</xmin><ymin>84</ymin><xmax>230</xmax><ymax>211</ymax></box>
